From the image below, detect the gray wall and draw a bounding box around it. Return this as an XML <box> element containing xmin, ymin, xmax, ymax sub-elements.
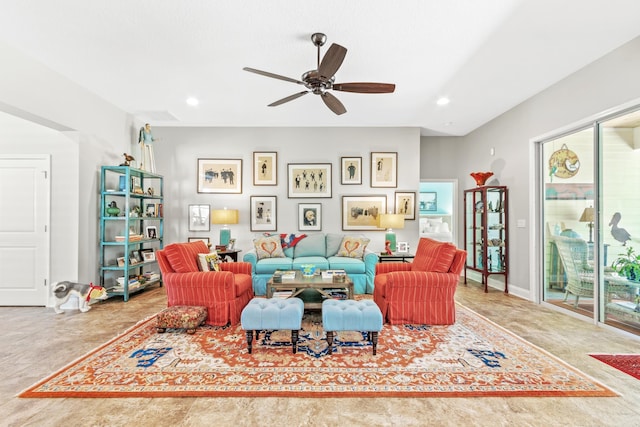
<box><xmin>153</xmin><ymin>127</ymin><xmax>421</xmax><ymax>255</ymax></box>
<box><xmin>421</xmin><ymin>36</ymin><xmax>640</xmax><ymax>299</ymax></box>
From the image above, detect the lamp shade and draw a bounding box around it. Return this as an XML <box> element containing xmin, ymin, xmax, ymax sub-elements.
<box><xmin>579</xmin><ymin>207</ymin><xmax>594</xmax><ymax>223</ymax></box>
<box><xmin>378</xmin><ymin>213</ymin><xmax>405</xmax><ymax>230</ymax></box>
<box><xmin>211</xmin><ymin>209</ymin><xmax>239</xmax><ymax>225</ymax></box>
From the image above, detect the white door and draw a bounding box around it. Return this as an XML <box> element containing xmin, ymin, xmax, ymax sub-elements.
<box><xmin>0</xmin><ymin>156</ymin><xmax>50</xmax><ymax>306</ymax></box>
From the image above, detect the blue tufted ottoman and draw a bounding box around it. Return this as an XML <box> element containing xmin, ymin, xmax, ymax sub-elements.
<box><xmin>322</xmin><ymin>299</ymin><xmax>383</xmax><ymax>355</ymax></box>
<box><xmin>240</xmin><ymin>298</ymin><xmax>304</xmax><ymax>354</ymax></box>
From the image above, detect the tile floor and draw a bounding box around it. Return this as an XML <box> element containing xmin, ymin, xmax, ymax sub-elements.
<box><xmin>1</xmin><ymin>280</ymin><xmax>639</xmax><ymax>426</ymax></box>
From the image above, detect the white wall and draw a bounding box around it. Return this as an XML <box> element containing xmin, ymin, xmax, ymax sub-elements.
<box><xmin>0</xmin><ymin>41</ymin><xmax>134</xmax><ymax>289</ymax></box>
<box><xmin>421</xmin><ymin>35</ymin><xmax>640</xmax><ymax>299</ymax></box>
<box><xmin>152</xmin><ymin>127</ymin><xmax>421</xmax><ymax>254</ymax></box>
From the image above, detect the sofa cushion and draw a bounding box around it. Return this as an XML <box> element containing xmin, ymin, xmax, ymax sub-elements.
<box><xmin>164</xmin><ymin>241</ymin><xmax>208</xmax><ymax>273</ymax></box>
<box><xmin>255</xmin><ymin>257</ymin><xmax>293</xmax><ymax>274</ymax></box>
<box><xmin>293</xmin><ymin>233</ymin><xmax>326</xmax><ymax>257</ymax></box>
<box><xmin>327</xmin><ymin>256</ymin><xmax>366</xmax><ymax>274</ymax></box>
<box><xmin>254</xmin><ymin>235</ymin><xmax>285</xmax><ymax>260</ymax></box>
<box><xmin>234</xmin><ymin>274</ymin><xmax>253</xmax><ymax>297</ymax></box>
<box><xmin>411</xmin><ymin>239</ymin><xmax>457</xmax><ymax>273</ymax></box>
<box><xmin>336</xmin><ymin>236</ymin><xmax>370</xmax><ymax>259</ymax></box>
<box><xmin>325</xmin><ymin>233</ymin><xmax>344</xmax><ymax>257</ymax></box>
<box><xmin>292</xmin><ymin>256</ymin><xmax>330</xmax><ymax>270</ymax></box>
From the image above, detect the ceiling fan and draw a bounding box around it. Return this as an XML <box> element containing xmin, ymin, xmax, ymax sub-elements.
<box><xmin>243</xmin><ymin>33</ymin><xmax>395</xmax><ymax>115</ymax></box>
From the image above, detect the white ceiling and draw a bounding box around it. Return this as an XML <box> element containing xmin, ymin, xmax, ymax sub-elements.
<box><xmin>1</xmin><ymin>0</ymin><xmax>640</xmax><ymax>136</ymax></box>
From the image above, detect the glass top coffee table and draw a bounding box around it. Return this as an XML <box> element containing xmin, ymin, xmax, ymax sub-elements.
<box><xmin>266</xmin><ymin>270</ymin><xmax>354</xmax><ymax>310</ymax></box>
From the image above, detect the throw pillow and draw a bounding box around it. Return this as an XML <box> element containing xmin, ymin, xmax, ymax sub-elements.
<box><xmin>411</xmin><ymin>239</ymin><xmax>457</xmax><ymax>273</ymax></box>
<box><xmin>254</xmin><ymin>235</ymin><xmax>285</xmax><ymax>260</ymax></box>
<box><xmin>336</xmin><ymin>236</ymin><xmax>370</xmax><ymax>259</ymax></box>
<box><xmin>197</xmin><ymin>252</ymin><xmax>221</xmax><ymax>271</ymax></box>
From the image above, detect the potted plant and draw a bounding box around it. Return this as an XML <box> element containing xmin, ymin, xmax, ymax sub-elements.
<box><xmin>612</xmin><ymin>246</ymin><xmax>640</xmax><ymax>282</ymax></box>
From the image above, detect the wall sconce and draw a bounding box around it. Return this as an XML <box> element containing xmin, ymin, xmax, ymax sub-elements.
<box><xmin>378</xmin><ymin>213</ymin><xmax>405</xmax><ymax>253</ymax></box>
<box><xmin>211</xmin><ymin>208</ymin><xmax>239</xmax><ymax>247</ymax></box>
<box><xmin>579</xmin><ymin>206</ymin><xmax>594</xmax><ymax>243</ymax></box>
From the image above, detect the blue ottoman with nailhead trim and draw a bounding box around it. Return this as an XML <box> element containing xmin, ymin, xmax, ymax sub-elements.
<box><xmin>322</xmin><ymin>299</ymin><xmax>383</xmax><ymax>355</ymax></box>
<box><xmin>241</xmin><ymin>298</ymin><xmax>304</xmax><ymax>354</ymax></box>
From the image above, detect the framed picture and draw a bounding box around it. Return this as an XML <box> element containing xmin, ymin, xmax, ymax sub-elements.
<box><xmin>197</xmin><ymin>158</ymin><xmax>242</xmax><ymax>194</ymax></box>
<box><xmin>131</xmin><ymin>250</ymin><xmax>143</xmax><ymax>263</ymax></box>
<box><xmin>250</xmin><ymin>195</ymin><xmax>277</xmax><ymax>231</ymax></box>
<box><xmin>371</xmin><ymin>152</ymin><xmax>397</xmax><ymax>188</ymax></box>
<box><xmin>341</xmin><ymin>156</ymin><xmax>362</xmax><ymax>185</ymax></box>
<box><xmin>188</xmin><ymin>237</ymin><xmax>210</xmax><ymax>246</ymax></box>
<box><xmin>287</xmin><ymin>163</ymin><xmax>332</xmax><ymax>198</ymax></box>
<box><xmin>341</xmin><ymin>195</ymin><xmax>387</xmax><ymax>230</ymax></box>
<box><xmin>145</xmin><ymin>226</ymin><xmax>158</xmax><ymax>239</ymax></box>
<box><xmin>116</xmin><ymin>256</ymin><xmax>126</xmax><ymax>267</ymax></box>
<box><xmin>139</xmin><ymin>248</ymin><xmax>155</xmax><ymax>262</ymax></box>
<box><xmin>253</xmin><ymin>152</ymin><xmax>277</xmax><ymax>186</ymax></box>
<box><xmin>397</xmin><ymin>242</ymin><xmax>409</xmax><ymax>253</ymax></box>
<box><xmin>395</xmin><ymin>191</ymin><xmax>416</xmax><ymax>220</ymax></box>
<box><xmin>420</xmin><ymin>192</ymin><xmax>437</xmax><ymax>211</ymax></box>
<box><xmin>145</xmin><ymin>203</ymin><xmax>157</xmax><ymax>218</ymax></box>
<box><xmin>298</xmin><ymin>203</ymin><xmax>321</xmax><ymax>231</ymax></box>
<box><xmin>227</xmin><ymin>238</ymin><xmax>236</xmax><ymax>250</ymax></box>
<box><xmin>188</xmin><ymin>204</ymin><xmax>210</xmax><ymax>231</ymax></box>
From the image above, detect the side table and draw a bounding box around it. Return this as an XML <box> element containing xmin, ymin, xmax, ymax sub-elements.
<box><xmin>217</xmin><ymin>249</ymin><xmax>241</xmax><ymax>262</ymax></box>
<box><xmin>378</xmin><ymin>253</ymin><xmax>415</xmax><ymax>263</ymax></box>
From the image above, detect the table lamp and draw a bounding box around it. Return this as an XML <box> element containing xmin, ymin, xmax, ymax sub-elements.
<box><xmin>378</xmin><ymin>213</ymin><xmax>405</xmax><ymax>252</ymax></box>
<box><xmin>579</xmin><ymin>206</ymin><xmax>594</xmax><ymax>243</ymax></box>
<box><xmin>211</xmin><ymin>208</ymin><xmax>239</xmax><ymax>247</ymax></box>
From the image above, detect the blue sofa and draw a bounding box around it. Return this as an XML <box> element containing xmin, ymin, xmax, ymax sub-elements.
<box><xmin>243</xmin><ymin>233</ymin><xmax>378</xmax><ymax>296</ymax></box>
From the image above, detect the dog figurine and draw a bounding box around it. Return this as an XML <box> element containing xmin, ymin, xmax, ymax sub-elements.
<box><xmin>53</xmin><ymin>281</ymin><xmax>108</xmax><ymax>314</ymax></box>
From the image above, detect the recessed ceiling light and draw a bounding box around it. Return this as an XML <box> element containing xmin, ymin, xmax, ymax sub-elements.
<box><xmin>186</xmin><ymin>97</ymin><xmax>199</xmax><ymax>106</ymax></box>
<box><xmin>436</xmin><ymin>97</ymin><xmax>450</xmax><ymax>106</ymax></box>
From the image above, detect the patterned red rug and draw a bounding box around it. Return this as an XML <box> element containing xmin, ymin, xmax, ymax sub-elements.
<box><xmin>590</xmin><ymin>354</ymin><xmax>640</xmax><ymax>380</ymax></box>
<box><xmin>20</xmin><ymin>304</ymin><xmax>616</xmax><ymax>398</ymax></box>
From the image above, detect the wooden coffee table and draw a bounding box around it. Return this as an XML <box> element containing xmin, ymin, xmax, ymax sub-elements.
<box><xmin>266</xmin><ymin>270</ymin><xmax>354</xmax><ymax>310</ymax></box>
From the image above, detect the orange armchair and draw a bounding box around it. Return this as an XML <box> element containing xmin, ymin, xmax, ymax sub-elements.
<box><xmin>156</xmin><ymin>241</ymin><xmax>254</xmax><ymax>326</ymax></box>
<box><xmin>374</xmin><ymin>238</ymin><xmax>467</xmax><ymax>325</ymax></box>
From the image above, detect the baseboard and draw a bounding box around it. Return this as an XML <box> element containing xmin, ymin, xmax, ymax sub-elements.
<box><xmin>464</xmin><ymin>270</ymin><xmax>530</xmax><ymax>301</ymax></box>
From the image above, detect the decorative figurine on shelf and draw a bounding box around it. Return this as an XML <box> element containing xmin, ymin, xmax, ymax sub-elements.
<box><xmin>138</xmin><ymin>123</ymin><xmax>157</xmax><ymax>173</ymax></box>
<box><xmin>384</xmin><ymin>240</ymin><xmax>393</xmax><ymax>255</ymax></box>
<box><xmin>147</xmin><ymin>187</ymin><xmax>154</xmax><ymax>196</ymax></box>
<box><xmin>53</xmin><ymin>281</ymin><xmax>108</xmax><ymax>313</ymax></box>
<box><xmin>120</xmin><ymin>153</ymin><xmax>135</xmax><ymax>166</ymax></box>
<box><xmin>106</xmin><ymin>201</ymin><xmax>120</xmax><ymax>217</ymax></box>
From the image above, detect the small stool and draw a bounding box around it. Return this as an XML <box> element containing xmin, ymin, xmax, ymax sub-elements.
<box><xmin>322</xmin><ymin>299</ymin><xmax>383</xmax><ymax>355</ymax></box>
<box><xmin>156</xmin><ymin>305</ymin><xmax>207</xmax><ymax>334</ymax></box>
<box><xmin>241</xmin><ymin>298</ymin><xmax>304</xmax><ymax>354</ymax></box>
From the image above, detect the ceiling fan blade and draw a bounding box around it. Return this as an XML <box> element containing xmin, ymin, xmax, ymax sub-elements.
<box><xmin>318</xmin><ymin>43</ymin><xmax>347</xmax><ymax>79</ymax></box>
<box><xmin>332</xmin><ymin>82</ymin><xmax>396</xmax><ymax>93</ymax></box>
<box><xmin>321</xmin><ymin>92</ymin><xmax>347</xmax><ymax>115</ymax></box>
<box><xmin>268</xmin><ymin>91</ymin><xmax>309</xmax><ymax>107</ymax></box>
<box><xmin>243</xmin><ymin>67</ymin><xmax>305</xmax><ymax>85</ymax></box>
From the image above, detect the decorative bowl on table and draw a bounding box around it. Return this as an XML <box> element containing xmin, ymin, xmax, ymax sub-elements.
<box><xmin>301</xmin><ymin>264</ymin><xmax>316</xmax><ymax>277</ymax></box>
<box><xmin>470</xmin><ymin>171</ymin><xmax>494</xmax><ymax>186</ymax></box>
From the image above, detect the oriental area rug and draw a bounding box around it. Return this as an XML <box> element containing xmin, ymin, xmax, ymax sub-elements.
<box><xmin>20</xmin><ymin>304</ymin><xmax>615</xmax><ymax>398</ymax></box>
<box><xmin>590</xmin><ymin>354</ymin><xmax>640</xmax><ymax>380</ymax></box>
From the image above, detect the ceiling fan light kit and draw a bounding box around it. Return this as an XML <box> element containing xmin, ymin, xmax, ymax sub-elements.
<box><xmin>243</xmin><ymin>33</ymin><xmax>395</xmax><ymax>115</ymax></box>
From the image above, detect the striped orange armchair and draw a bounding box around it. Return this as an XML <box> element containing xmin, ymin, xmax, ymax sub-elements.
<box><xmin>157</xmin><ymin>240</ymin><xmax>254</xmax><ymax>326</ymax></box>
<box><xmin>374</xmin><ymin>238</ymin><xmax>466</xmax><ymax>325</ymax></box>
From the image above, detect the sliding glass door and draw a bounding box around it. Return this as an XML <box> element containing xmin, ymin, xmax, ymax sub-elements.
<box><xmin>541</xmin><ymin>108</ymin><xmax>640</xmax><ymax>335</ymax></box>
